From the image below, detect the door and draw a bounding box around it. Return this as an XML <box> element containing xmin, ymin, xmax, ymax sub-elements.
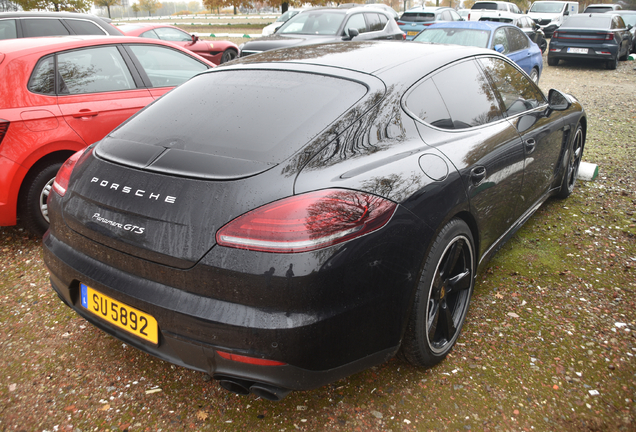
<box><xmin>56</xmin><ymin>45</ymin><xmax>154</xmax><ymax>145</ymax></box>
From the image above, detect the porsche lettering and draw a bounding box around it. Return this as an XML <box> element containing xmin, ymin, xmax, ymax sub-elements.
<box><xmin>90</xmin><ymin>177</ymin><xmax>176</xmax><ymax>203</ymax></box>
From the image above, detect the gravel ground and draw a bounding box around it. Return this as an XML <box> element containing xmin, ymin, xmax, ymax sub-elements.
<box><xmin>1</xmin><ymin>55</ymin><xmax>635</xmax><ymax>432</ymax></box>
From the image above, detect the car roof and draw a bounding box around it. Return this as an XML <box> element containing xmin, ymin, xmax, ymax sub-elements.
<box><xmin>404</xmin><ymin>6</ymin><xmax>451</xmax><ymax>12</ymax></box>
<box><xmin>229</xmin><ymin>40</ymin><xmax>499</xmax><ymax>82</ymax></box>
<box><xmin>0</xmin><ymin>11</ymin><xmax>107</xmax><ymax>19</ymax></box>
<box><xmin>426</xmin><ymin>20</ymin><xmax>509</xmax><ymax>31</ymax></box>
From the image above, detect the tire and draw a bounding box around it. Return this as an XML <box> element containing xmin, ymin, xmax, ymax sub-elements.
<box><xmin>606</xmin><ymin>55</ymin><xmax>618</xmax><ymax>70</ymax></box>
<box><xmin>619</xmin><ymin>45</ymin><xmax>628</xmax><ymax>61</ymax></box>
<box><xmin>539</xmin><ymin>39</ymin><xmax>547</xmax><ymax>54</ymax></box>
<box><xmin>547</xmin><ymin>56</ymin><xmax>559</xmax><ymax>66</ymax></box>
<box><xmin>220</xmin><ymin>49</ymin><xmax>238</xmax><ymax>64</ymax></box>
<box><xmin>401</xmin><ymin>219</ymin><xmax>475</xmax><ymax>367</ymax></box>
<box><xmin>556</xmin><ymin>123</ymin><xmax>584</xmax><ymax>199</ymax></box>
<box><xmin>529</xmin><ymin>67</ymin><xmax>540</xmax><ymax>84</ymax></box>
<box><xmin>18</xmin><ymin>161</ymin><xmax>63</xmax><ymax>237</ymax></box>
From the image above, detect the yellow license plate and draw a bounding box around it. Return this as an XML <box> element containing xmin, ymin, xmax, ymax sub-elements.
<box><xmin>81</xmin><ymin>283</ymin><xmax>158</xmax><ymax>344</ymax></box>
<box><xmin>407</xmin><ymin>31</ymin><xmax>419</xmax><ymax>36</ymax></box>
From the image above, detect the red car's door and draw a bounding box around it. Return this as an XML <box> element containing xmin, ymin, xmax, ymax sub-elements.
<box><xmin>56</xmin><ymin>45</ymin><xmax>154</xmax><ymax>145</ymax></box>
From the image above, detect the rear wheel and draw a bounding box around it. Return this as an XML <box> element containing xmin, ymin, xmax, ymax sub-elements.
<box><xmin>547</xmin><ymin>56</ymin><xmax>559</xmax><ymax>66</ymax></box>
<box><xmin>539</xmin><ymin>39</ymin><xmax>547</xmax><ymax>53</ymax></box>
<box><xmin>220</xmin><ymin>49</ymin><xmax>238</xmax><ymax>64</ymax></box>
<box><xmin>619</xmin><ymin>45</ymin><xmax>628</xmax><ymax>61</ymax></box>
<box><xmin>18</xmin><ymin>161</ymin><xmax>63</xmax><ymax>237</ymax></box>
<box><xmin>401</xmin><ymin>219</ymin><xmax>475</xmax><ymax>367</ymax></box>
<box><xmin>606</xmin><ymin>55</ymin><xmax>618</xmax><ymax>70</ymax></box>
<box><xmin>556</xmin><ymin>123</ymin><xmax>584</xmax><ymax>199</ymax></box>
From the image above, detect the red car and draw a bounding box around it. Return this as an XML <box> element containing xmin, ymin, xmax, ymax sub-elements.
<box><xmin>118</xmin><ymin>23</ymin><xmax>239</xmax><ymax>65</ymax></box>
<box><xmin>0</xmin><ymin>36</ymin><xmax>215</xmax><ymax>236</ymax></box>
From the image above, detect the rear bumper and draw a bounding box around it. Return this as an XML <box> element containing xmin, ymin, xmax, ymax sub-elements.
<box><xmin>548</xmin><ymin>44</ymin><xmax>618</xmax><ymax>62</ymax></box>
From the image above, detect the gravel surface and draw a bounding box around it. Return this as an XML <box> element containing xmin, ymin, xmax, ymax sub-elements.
<box><xmin>1</xmin><ymin>55</ymin><xmax>635</xmax><ymax>431</ymax></box>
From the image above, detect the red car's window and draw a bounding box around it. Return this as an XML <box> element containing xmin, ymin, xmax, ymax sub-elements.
<box><xmin>28</xmin><ymin>56</ymin><xmax>55</xmax><ymax>94</ymax></box>
<box><xmin>58</xmin><ymin>46</ymin><xmax>136</xmax><ymax>94</ymax></box>
<box><xmin>128</xmin><ymin>44</ymin><xmax>208</xmax><ymax>88</ymax></box>
<box><xmin>139</xmin><ymin>29</ymin><xmax>160</xmax><ymax>39</ymax></box>
<box><xmin>152</xmin><ymin>27</ymin><xmax>192</xmax><ymax>42</ymax></box>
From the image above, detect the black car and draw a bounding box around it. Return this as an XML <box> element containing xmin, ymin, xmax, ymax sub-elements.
<box><xmin>548</xmin><ymin>13</ymin><xmax>632</xmax><ymax>69</ymax></box>
<box><xmin>44</xmin><ymin>42</ymin><xmax>586</xmax><ymax>401</ymax></box>
<box><xmin>239</xmin><ymin>7</ymin><xmax>403</xmax><ymax>56</ymax></box>
<box><xmin>480</xmin><ymin>13</ymin><xmax>548</xmax><ymax>52</ymax></box>
<box><xmin>618</xmin><ymin>10</ymin><xmax>636</xmax><ymax>52</ymax></box>
<box><xmin>0</xmin><ymin>11</ymin><xmax>122</xmax><ymax>39</ymax></box>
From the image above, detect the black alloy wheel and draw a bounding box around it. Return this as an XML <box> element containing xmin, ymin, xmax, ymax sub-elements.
<box><xmin>18</xmin><ymin>161</ymin><xmax>63</xmax><ymax>237</ymax></box>
<box><xmin>557</xmin><ymin>124</ymin><xmax>584</xmax><ymax>199</ymax></box>
<box><xmin>539</xmin><ymin>39</ymin><xmax>547</xmax><ymax>53</ymax></box>
<box><xmin>220</xmin><ymin>49</ymin><xmax>238</xmax><ymax>63</ymax></box>
<box><xmin>402</xmin><ymin>219</ymin><xmax>475</xmax><ymax>367</ymax></box>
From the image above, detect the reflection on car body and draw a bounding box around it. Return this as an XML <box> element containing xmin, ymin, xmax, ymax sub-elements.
<box><xmin>43</xmin><ymin>41</ymin><xmax>586</xmax><ymax>401</ymax></box>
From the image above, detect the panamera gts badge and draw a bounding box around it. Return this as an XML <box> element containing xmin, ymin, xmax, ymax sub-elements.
<box><xmin>90</xmin><ymin>177</ymin><xmax>176</xmax><ymax>204</ymax></box>
<box><xmin>92</xmin><ymin>213</ymin><xmax>145</xmax><ymax>234</ymax></box>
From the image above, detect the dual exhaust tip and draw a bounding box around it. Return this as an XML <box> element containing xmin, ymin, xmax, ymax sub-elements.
<box><xmin>216</xmin><ymin>376</ymin><xmax>291</xmax><ymax>401</ymax></box>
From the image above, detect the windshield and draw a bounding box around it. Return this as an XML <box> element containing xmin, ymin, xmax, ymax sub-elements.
<box><xmin>621</xmin><ymin>14</ymin><xmax>636</xmax><ymax>27</ymax></box>
<box><xmin>278</xmin><ymin>11</ymin><xmax>346</xmax><ymax>35</ymax></box>
<box><xmin>414</xmin><ymin>28</ymin><xmax>491</xmax><ymax>48</ymax></box>
<box><xmin>529</xmin><ymin>2</ymin><xmax>565</xmax><ymax>13</ymax></box>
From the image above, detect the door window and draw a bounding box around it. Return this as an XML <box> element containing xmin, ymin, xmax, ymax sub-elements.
<box><xmin>344</xmin><ymin>13</ymin><xmax>367</xmax><ymax>34</ymax></box>
<box><xmin>506</xmin><ymin>27</ymin><xmax>529</xmax><ymax>52</ymax></box>
<box><xmin>128</xmin><ymin>44</ymin><xmax>208</xmax><ymax>88</ymax></box>
<box><xmin>366</xmin><ymin>13</ymin><xmax>384</xmax><ymax>32</ymax></box>
<box><xmin>152</xmin><ymin>26</ymin><xmax>192</xmax><ymax>41</ymax></box>
<box><xmin>22</xmin><ymin>18</ymin><xmax>70</xmax><ymax>37</ymax></box>
<box><xmin>28</xmin><ymin>56</ymin><xmax>55</xmax><ymax>95</ymax></box>
<box><xmin>64</xmin><ymin>19</ymin><xmax>106</xmax><ymax>35</ymax></box>
<box><xmin>0</xmin><ymin>19</ymin><xmax>17</xmax><ymax>39</ymax></box>
<box><xmin>493</xmin><ymin>28</ymin><xmax>509</xmax><ymax>53</ymax></box>
<box><xmin>57</xmin><ymin>46</ymin><xmax>136</xmax><ymax>94</ymax></box>
<box><xmin>479</xmin><ymin>57</ymin><xmax>545</xmax><ymax>116</ymax></box>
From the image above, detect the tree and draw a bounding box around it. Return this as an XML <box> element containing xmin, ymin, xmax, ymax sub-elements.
<box><xmin>15</xmin><ymin>0</ymin><xmax>92</xmax><ymax>11</ymax></box>
<box><xmin>131</xmin><ymin>2</ymin><xmax>140</xmax><ymax>15</ymax></box>
<box><xmin>139</xmin><ymin>0</ymin><xmax>161</xmax><ymax>15</ymax></box>
<box><xmin>94</xmin><ymin>0</ymin><xmax>120</xmax><ymax>18</ymax></box>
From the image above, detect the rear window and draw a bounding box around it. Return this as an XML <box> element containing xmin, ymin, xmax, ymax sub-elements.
<box><xmin>400</xmin><ymin>12</ymin><xmax>435</xmax><ymax>22</ymax></box>
<box><xmin>472</xmin><ymin>2</ymin><xmax>503</xmax><ymax>10</ymax></box>
<box><xmin>102</xmin><ymin>69</ymin><xmax>367</xmax><ymax>164</ymax></box>
<box><xmin>562</xmin><ymin>15</ymin><xmax>611</xmax><ymax>29</ymax></box>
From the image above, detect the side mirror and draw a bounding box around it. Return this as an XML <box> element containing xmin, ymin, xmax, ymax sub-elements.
<box><xmin>628</xmin><ymin>24</ymin><xmax>633</xmax><ymax>30</ymax></box>
<box><xmin>564</xmin><ymin>10</ymin><xmax>569</xmax><ymax>15</ymax></box>
<box><xmin>548</xmin><ymin>89</ymin><xmax>571</xmax><ymax>111</ymax></box>
<box><xmin>345</xmin><ymin>28</ymin><xmax>360</xmax><ymax>40</ymax></box>
<box><xmin>494</xmin><ymin>44</ymin><xmax>505</xmax><ymax>53</ymax></box>
<box><xmin>191</xmin><ymin>34</ymin><xmax>199</xmax><ymax>43</ymax></box>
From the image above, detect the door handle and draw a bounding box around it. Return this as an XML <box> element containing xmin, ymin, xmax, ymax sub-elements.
<box><xmin>72</xmin><ymin>109</ymin><xmax>99</xmax><ymax>118</ymax></box>
<box><xmin>470</xmin><ymin>166</ymin><xmax>486</xmax><ymax>185</ymax></box>
<box><xmin>525</xmin><ymin>138</ymin><xmax>536</xmax><ymax>153</ymax></box>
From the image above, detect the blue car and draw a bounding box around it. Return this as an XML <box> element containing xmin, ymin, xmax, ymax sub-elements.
<box><xmin>413</xmin><ymin>21</ymin><xmax>543</xmax><ymax>83</ymax></box>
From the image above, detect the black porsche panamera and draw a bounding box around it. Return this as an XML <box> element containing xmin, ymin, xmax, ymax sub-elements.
<box><xmin>44</xmin><ymin>41</ymin><xmax>586</xmax><ymax>401</ymax></box>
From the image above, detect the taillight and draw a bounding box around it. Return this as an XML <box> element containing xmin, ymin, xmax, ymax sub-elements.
<box><xmin>402</xmin><ymin>32</ymin><xmax>407</xmax><ymax>40</ymax></box>
<box><xmin>216</xmin><ymin>351</ymin><xmax>286</xmax><ymax>366</ymax></box>
<box><xmin>604</xmin><ymin>33</ymin><xmax>614</xmax><ymax>41</ymax></box>
<box><xmin>0</xmin><ymin>119</ymin><xmax>9</xmax><ymax>146</ymax></box>
<box><xmin>552</xmin><ymin>31</ymin><xmax>559</xmax><ymax>39</ymax></box>
<box><xmin>216</xmin><ymin>189</ymin><xmax>397</xmax><ymax>253</ymax></box>
<box><xmin>52</xmin><ymin>149</ymin><xmax>86</xmax><ymax>197</ymax></box>
<box><xmin>397</xmin><ymin>20</ymin><xmax>405</xmax><ymax>25</ymax></box>
<box><xmin>467</xmin><ymin>13</ymin><xmax>471</xmax><ymax>20</ymax></box>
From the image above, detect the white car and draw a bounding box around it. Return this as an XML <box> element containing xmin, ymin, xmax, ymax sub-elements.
<box><xmin>262</xmin><ymin>9</ymin><xmax>304</xmax><ymax>36</ymax></box>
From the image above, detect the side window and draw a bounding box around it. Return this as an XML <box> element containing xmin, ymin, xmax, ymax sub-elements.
<box><xmin>441</xmin><ymin>10</ymin><xmax>453</xmax><ymax>21</ymax></box>
<box><xmin>405</xmin><ymin>78</ymin><xmax>453</xmax><ymax>128</ymax></box>
<box><xmin>378</xmin><ymin>13</ymin><xmax>388</xmax><ymax>27</ymax></box>
<box><xmin>128</xmin><ymin>44</ymin><xmax>208</xmax><ymax>88</ymax></box>
<box><xmin>615</xmin><ymin>16</ymin><xmax>626</xmax><ymax>29</ymax></box>
<box><xmin>0</xmin><ymin>19</ymin><xmax>17</xmax><ymax>40</ymax></box>
<box><xmin>506</xmin><ymin>27</ymin><xmax>529</xmax><ymax>52</ymax></box>
<box><xmin>449</xmin><ymin>10</ymin><xmax>462</xmax><ymax>21</ymax></box>
<box><xmin>512</xmin><ymin>4</ymin><xmax>521</xmax><ymax>13</ymax></box>
<box><xmin>57</xmin><ymin>46</ymin><xmax>136</xmax><ymax>94</ymax></box>
<box><xmin>28</xmin><ymin>56</ymin><xmax>55</xmax><ymax>95</ymax></box>
<box><xmin>153</xmin><ymin>27</ymin><xmax>192</xmax><ymax>41</ymax></box>
<box><xmin>479</xmin><ymin>57</ymin><xmax>546</xmax><ymax>116</ymax></box>
<box><xmin>493</xmin><ymin>28</ymin><xmax>509</xmax><ymax>53</ymax></box>
<box><xmin>22</xmin><ymin>18</ymin><xmax>70</xmax><ymax>37</ymax></box>
<box><xmin>140</xmin><ymin>29</ymin><xmax>160</xmax><ymax>39</ymax></box>
<box><xmin>344</xmin><ymin>13</ymin><xmax>367</xmax><ymax>34</ymax></box>
<box><xmin>407</xmin><ymin>60</ymin><xmax>502</xmax><ymax>129</ymax></box>
<box><xmin>64</xmin><ymin>19</ymin><xmax>106</xmax><ymax>35</ymax></box>
<box><xmin>366</xmin><ymin>13</ymin><xmax>384</xmax><ymax>32</ymax></box>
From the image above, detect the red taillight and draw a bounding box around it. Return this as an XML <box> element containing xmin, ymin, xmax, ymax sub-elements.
<box><xmin>216</xmin><ymin>189</ymin><xmax>397</xmax><ymax>253</ymax></box>
<box><xmin>397</xmin><ymin>20</ymin><xmax>405</xmax><ymax>25</ymax></box>
<box><xmin>52</xmin><ymin>149</ymin><xmax>85</xmax><ymax>197</ymax></box>
<box><xmin>552</xmin><ymin>31</ymin><xmax>559</xmax><ymax>39</ymax></box>
<box><xmin>0</xmin><ymin>119</ymin><xmax>9</xmax><ymax>146</ymax></box>
<box><xmin>216</xmin><ymin>351</ymin><xmax>286</xmax><ymax>366</ymax></box>
<box><xmin>467</xmin><ymin>13</ymin><xmax>471</xmax><ymax>20</ymax></box>
<box><xmin>604</xmin><ymin>33</ymin><xmax>614</xmax><ymax>41</ymax></box>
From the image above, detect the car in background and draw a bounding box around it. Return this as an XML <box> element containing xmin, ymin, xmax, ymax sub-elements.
<box><xmin>118</xmin><ymin>23</ymin><xmax>238</xmax><ymax>64</ymax></box>
<box><xmin>397</xmin><ymin>6</ymin><xmax>463</xmax><ymax>40</ymax></box>
<box><xmin>239</xmin><ymin>7</ymin><xmax>403</xmax><ymax>57</ymax></box>
<box><xmin>583</xmin><ymin>4</ymin><xmax>621</xmax><ymax>13</ymax></box>
<box><xmin>548</xmin><ymin>13</ymin><xmax>632</xmax><ymax>69</ymax></box>
<box><xmin>618</xmin><ymin>10</ymin><xmax>636</xmax><ymax>52</ymax></box>
<box><xmin>467</xmin><ymin>1</ymin><xmax>522</xmax><ymax>21</ymax></box>
<box><xmin>458</xmin><ymin>9</ymin><xmax>471</xmax><ymax>19</ymax></box>
<box><xmin>527</xmin><ymin>1</ymin><xmax>579</xmax><ymax>37</ymax></box>
<box><xmin>0</xmin><ymin>36</ymin><xmax>215</xmax><ymax>236</ymax></box>
<box><xmin>360</xmin><ymin>3</ymin><xmax>399</xmax><ymax>20</ymax></box>
<box><xmin>261</xmin><ymin>8</ymin><xmax>304</xmax><ymax>36</ymax></box>
<box><xmin>480</xmin><ymin>13</ymin><xmax>548</xmax><ymax>52</ymax></box>
<box><xmin>43</xmin><ymin>40</ymin><xmax>585</xmax><ymax>401</ymax></box>
<box><xmin>414</xmin><ymin>21</ymin><xmax>543</xmax><ymax>82</ymax></box>
<box><xmin>0</xmin><ymin>11</ymin><xmax>122</xmax><ymax>39</ymax></box>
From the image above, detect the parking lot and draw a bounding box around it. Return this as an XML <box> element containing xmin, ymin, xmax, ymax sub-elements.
<box><xmin>1</xmin><ymin>53</ymin><xmax>635</xmax><ymax>431</ymax></box>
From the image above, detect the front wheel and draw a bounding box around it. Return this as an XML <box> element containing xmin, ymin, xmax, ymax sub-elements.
<box><xmin>556</xmin><ymin>124</ymin><xmax>584</xmax><ymax>199</ymax></box>
<box><xmin>529</xmin><ymin>67</ymin><xmax>540</xmax><ymax>84</ymax></box>
<box><xmin>539</xmin><ymin>39</ymin><xmax>547</xmax><ymax>53</ymax></box>
<box><xmin>220</xmin><ymin>49</ymin><xmax>238</xmax><ymax>64</ymax></box>
<box><xmin>401</xmin><ymin>219</ymin><xmax>475</xmax><ymax>367</ymax></box>
<box><xmin>18</xmin><ymin>161</ymin><xmax>63</xmax><ymax>237</ymax></box>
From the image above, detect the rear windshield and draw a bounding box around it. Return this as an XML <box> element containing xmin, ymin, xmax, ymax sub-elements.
<box><xmin>400</xmin><ymin>12</ymin><xmax>435</xmax><ymax>22</ymax></box>
<box><xmin>472</xmin><ymin>2</ymin><xmax>504</xmax><ymax>10</ymax></box>
<box><xmin>101</xmin><ymin>69</ymin><xmax>367</xmax><ymax>164</ymax></box>
<box><xmin>584</xmin><ymin>6</ymin><xmax>613</xmax><ymax>12</ymax></box>
<box><xmin>562</xmin><ymin>15</ymin><xmax>611</xmax><ymax>29</ymax></box>
<box><xmin>529</xmin><ymin>2</ymin><xmax>565</xmax><ymax>13</ymax></box>
<box><xmin>414</xmin><ymin>28</ymin><xmax>491</xmax><ymax>48</ymax></box>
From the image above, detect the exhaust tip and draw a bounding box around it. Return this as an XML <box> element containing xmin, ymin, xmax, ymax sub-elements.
<box><xmin>216</xmin><ymin>376</ymin><xmax>252</xmax><ymax>396</ymax></box>
<box><xmin>250</xmin><ymin>383</ymin><xmax>291</xmax><ymax>401</ymax></box>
